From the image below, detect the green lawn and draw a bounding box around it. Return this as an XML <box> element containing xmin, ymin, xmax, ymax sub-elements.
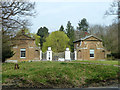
<box><xmin>71</xmin><ymin>60</ymin><xmax>119</xmax><ymax>65</ymax></box>
<box><xmin>2</xmin><ymin>61</ymin><xmax>119</xmax><ymax>88</ymax></box>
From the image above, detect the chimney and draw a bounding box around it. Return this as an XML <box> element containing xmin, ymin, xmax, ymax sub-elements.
<box><xmin>85</xmin><ymin>31</ymin><xmax>88</xmax><ymax>35</ymax></box>
<box><xmin>83</xmin><ymin>31</ymin><xmax>88</xmax><ymax>37</ymax></box>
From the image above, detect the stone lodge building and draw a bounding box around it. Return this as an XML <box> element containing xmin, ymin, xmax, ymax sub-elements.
<box><xmin>73</xmin><ymin>35</ymin><xmax>106</xmax><ymax>60</ymax></box>
<box><xmin>6</xmin><ymin>31</ymin><xmax>40</xmax><ymax>62</ymax></box>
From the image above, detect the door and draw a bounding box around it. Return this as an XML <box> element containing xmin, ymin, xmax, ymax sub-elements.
<box><xmin>77</xmin><ymin>50</ymin><xmax>82</xmax><ymax>60</ymax></box>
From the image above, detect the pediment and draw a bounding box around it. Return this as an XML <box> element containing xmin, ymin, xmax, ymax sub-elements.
<box><xmin>14</xmin><ymin>34</ymin><xmax>34</xmax><ymax>40</ymax></box>
<box><xmin>83</xmin><ymin>35</ymin><xmax>102</xmax><ymax>41</ymax></box>
<box><xmin>85</xmin><ymin>36</ymin><xmax>99</xmax><ymax>41</ymax></box>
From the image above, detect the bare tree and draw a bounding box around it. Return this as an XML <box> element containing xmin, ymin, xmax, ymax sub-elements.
<box><xmin>1</xmin><ymin>0</ymin><xmax>35</xmax><ymax>35</ymax></box>
<box><xmin>105</xmin><ymin>0</ymin><xmax>120</xmax><ymax>57</ymax></box>
<box><xmin>105</xmin><ymin>0</ymin><xmax>120</xmax><ymax>22</ymax></box>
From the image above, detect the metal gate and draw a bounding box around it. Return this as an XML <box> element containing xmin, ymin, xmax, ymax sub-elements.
<box><xmin>41</xmin><ymin>51</ymin><xmax>75</xmax><ymax>61</ymax></box>
<box><xmin>70</xmin><ymin>52</ymin><xmax>75</xmax><ymax>60</ymax></box>
<box><xmin>52</xmin><ymin>52</ymin><xmax>65</xmax><ymax>61</ymax></box>
<box><xmin>42</xmin><ymin>52</ymin><xmax>47</xmax><ymax>61</ymax></box>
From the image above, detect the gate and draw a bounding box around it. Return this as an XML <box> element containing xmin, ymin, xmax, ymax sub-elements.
<box><xmin>42</xmin><ymin>52</ymin><xmax>47</xmax><ymax>61</ymax></box>
<box><xmin>70</xmin><ymin>52</ymin><xmax>75</xmax><ymax>60</ymax></box>
<box><xmin>41</xmin><ymin>47</ymin><xmax>76</xmax><ymax>61</ymax></box>
<box><xmin>52</xmin><ymin>52</ymin><xmax>65</xmax><ymax>61</ymax></box>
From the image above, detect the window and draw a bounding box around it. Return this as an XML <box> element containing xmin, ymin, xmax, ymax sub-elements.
<box><xmin>90</xmin><ymin>49</ymin><xmax>94</xmax><ymax>58</ymax></box>
<box><xmin>20</xmin><ymin>49</ymin><xmax>26</xmax><ymax>58</ymax></box>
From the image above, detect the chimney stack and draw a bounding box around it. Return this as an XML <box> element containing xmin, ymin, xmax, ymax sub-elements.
<box><xmin>84</xmin><ymin>31</ymin><xmax>88</xmax><ymax>37</ymax></box>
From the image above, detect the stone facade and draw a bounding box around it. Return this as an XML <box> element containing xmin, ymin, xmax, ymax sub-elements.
<box><xmin>7</xmin><ymin>33</ymin><xmax>40</xmax><ymax>62</ymax></box>
<box><xmin>73</xmin><ymin>35</ymin><xmax>106</xmax><ymax>60</ymax></box>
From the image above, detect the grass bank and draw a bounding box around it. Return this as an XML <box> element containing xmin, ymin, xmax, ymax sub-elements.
<box><xmin>71</xmin><ymin>60</ymin><xmax>118</xmax><ymax>65</ymax></box>
<box><xmin>2</xmin><ymin>61</ymin><xmax>119</xmax><ymax>88</ymax></box>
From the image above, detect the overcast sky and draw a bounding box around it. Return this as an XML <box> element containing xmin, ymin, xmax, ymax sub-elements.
<box><xmin>29</xmin><ymin>0</ymin><xmax>116</xmax><ymax>33</ymax></box>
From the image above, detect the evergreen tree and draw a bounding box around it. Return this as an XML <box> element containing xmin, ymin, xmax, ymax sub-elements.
<box><xmin>65</xmin><ymin>21</ymin><xmax>75</xmax><ymax>52</ymax></box>
<box><xmin>37</xmin><ymin>27</ymin><xmax>49</xmax><ymax>49</ymax></box>
<box><xmin>77</xmin><ymin>18</ymin><xmax>89</xmax><ymax>32</ymax></box>
<box><xmin>77</xmin><ymin>18</ymin><xmax>89</xmax><ymax>38</ymax></box>
<box><xmin>59</xmin><ymin>25</ymin><xmax>64</xmax><ymax>32</ymax></box>
<box><xmin>2</xmin><ymin>30</ymin><xmax>14</xmax><ymax>62</ymax></box>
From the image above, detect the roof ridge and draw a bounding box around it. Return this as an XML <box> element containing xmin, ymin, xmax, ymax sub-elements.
<box><xmin>22</xmin><ymin>33</ymin><xmax>35</xmax><ymax>40</ymax></box>
<box><xmin>73</xmin><ymin>34</ymin><xmax>102</xmax><ymax>43</ymax></box>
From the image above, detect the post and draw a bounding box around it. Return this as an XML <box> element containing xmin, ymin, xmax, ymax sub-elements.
<box><xmin>74</xmin><ymin>49</ymin><xmax>77</xmax><ymax>60</ymax></box>
<box><xmin>65</xmin><ymin>48</ymin><xmax>71</xmax><ymax>61</ymax></box>
<box><xmin>46</xmin><ymin>47</ymin><xmax>52</xmax><ymax>61</ymax></box>
<box><xmin>40</xmin><ymin>50</ymin><xmax>42</xmax><ymax>60</ymax></box>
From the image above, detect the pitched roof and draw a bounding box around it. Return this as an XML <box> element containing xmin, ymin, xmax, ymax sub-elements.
<box><xmin>22</xmin><ymin>33</ymin><xmax>35</xmax><ymax>40</ymax></box>
<box><xmin>14</xmin><ymin>32</ymin><xmax>35</xmax><ymax>40</ymax></box>
<box><xmin>73</xmin><ymin>34</ymin><xmax>102</xmax><ymax>43</ymax></box>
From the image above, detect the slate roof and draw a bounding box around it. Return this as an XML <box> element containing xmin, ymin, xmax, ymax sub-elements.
<box><xmin>73</xmin><ymin>35</ymin><xmax>102</xmax><ymax>43</ymax></box>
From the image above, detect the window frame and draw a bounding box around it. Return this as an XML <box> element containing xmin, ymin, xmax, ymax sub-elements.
<box><xmin>90</xmin><ymin>49</ymin><xmax>94</xmax><ymax>58</ymax></box>
<box><xmin>20</xmin><ymin>49</ymin><xmax>26</xmax><ymax>58</ymax></box>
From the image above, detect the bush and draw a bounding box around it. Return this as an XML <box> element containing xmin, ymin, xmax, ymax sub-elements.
<box><xmin>111</xmin><ymin>53</ymin><xmax>120</xmax><ymax>59</ymax></box>
<box><xmin>107</xmin><ymin>53</ymin><xmax>120</xmax><ymax>60</ymax></box>
<box><xmin>107</xmin><ymin>54</ymin><xmax>115</xmax><ymax>60</ymax></box>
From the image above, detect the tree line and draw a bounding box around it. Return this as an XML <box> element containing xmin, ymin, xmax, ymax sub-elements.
<box><xmin>37</xmin><ymin>18</ymin><xmax>89</xmax><ymax>53</ymax></box>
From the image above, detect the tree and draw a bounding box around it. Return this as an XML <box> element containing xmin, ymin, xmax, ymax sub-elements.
<box><xmin>89</xmin><ymin>25</ymin><xmax>107</xmax><ymax>47</ymax></box>
<box><xmin>2</xmin><ymin>30</ymin><xmax>14</xmax><ymax>62</ymax></box>
<box><xmin>16</xmin><ymin>28</ymin><xmax>31</xmax><ymax>36</ymax></box>
<box><xmin>105</xmin><ymin>1</ymin><xmax>119</xmax><ymax>19</ymax></box>
<box><xmin>105</xmin><ymin>23</ymin><xmax>118</xmax><ymax>53</ymax></box>
<box><xmin>1</xmin><ymin>0</ymin><xmax>35</xmax><ymax>62</ymax></box>
<box><xmin>42</xmin><ymin>31</ymin><xmax>70</xmax><ymax>52</ymax></box>
<box><xmin>77</xmin><ymin>18</ymin><xmax>89</xmax><ymax>32</ymax></box>
<box><xmin>77</xmin><ymin>18</ymin><xmax>89</xmax><ymax>38</ymax></box>
<box><xmin>105</xmin><ymin>1</ymin><xmax>120</xmax><ymax>58</ymax></box>
<box><xmin>1</xmin><ymin>0</ymin><xmax>35</xmax><ymax>34</ymax></box>
<box><xmin>32</xmin><ymin>34</ymin><xmax>41</xmax><ymax>47</ymax></box>
<box><xmin>65</xmin><ymin>21</ymin><xmax>75</xmax><ymax>52</ymax></box>
<box><xmin>37</xmin><ymin>27</ymin><xmax>49</xmax><ymax>49</ymax></box>
<box><xmin>59</xmin><ymin>25</ymin><xmax>64</xmax><ymax>32</ymax></box>
<box><xmin>89</xmin><ymin>25</ymin><xmax>106</xmax><ymax>35</ymax></box>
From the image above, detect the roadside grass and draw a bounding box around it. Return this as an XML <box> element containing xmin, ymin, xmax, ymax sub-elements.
<box><xmin>71</xmin><ymin>60</ymin><xmax>119</xmax><ymax>65</ymax></box>
<box><xmin>2</xmin><ymin>61</ymin><xmax>119</xmax><ymax>88</ymax></box>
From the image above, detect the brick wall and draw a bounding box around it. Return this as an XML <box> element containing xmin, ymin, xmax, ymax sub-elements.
<box><xmin>74</xmin><ymin>36</ymin><xmax>106</xmax><ymax>60</ymax></box>
<box><xmin>7</xmin><ymin>34</ymin><xmax>40</xmax><ymax>62</ymax></box>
